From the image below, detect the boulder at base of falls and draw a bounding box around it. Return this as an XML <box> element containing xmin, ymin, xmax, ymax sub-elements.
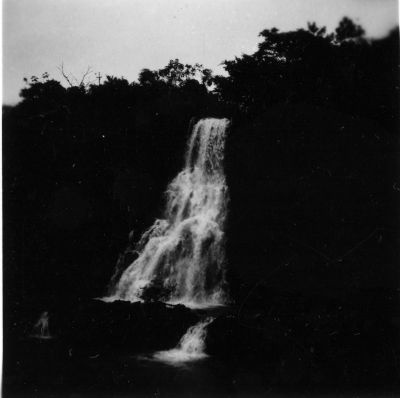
<box><xmin>205</xmin><ymin>314</ymin><xmax>280</xmax><ymax>363</ymax></box>
<box><xmin>50</xmin><ymin>299</ymin><xmax>200</xmax><ymax>356</ymax></box>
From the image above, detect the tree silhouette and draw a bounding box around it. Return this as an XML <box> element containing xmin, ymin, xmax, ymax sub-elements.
<box><xmin>334</xmin><ymin>16</ymin><xmax>365</xmax><ymax>42</ymax></box>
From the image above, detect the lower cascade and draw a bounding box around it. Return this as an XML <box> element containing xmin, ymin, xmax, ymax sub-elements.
<box><xmin>105</xmin><ymin>118</ymin><xmax>230</xmax><ymax>308</ymax></box>
<box><xmin>152</xmin><ymin>317</ymin><xmax>215</xmax><ymax>364</ymax></box>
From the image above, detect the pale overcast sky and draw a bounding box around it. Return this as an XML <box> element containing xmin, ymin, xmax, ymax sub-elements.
<box><xmin>3</xmin><ymin>0</ymin><xmax>398</xmax><ymax>104</ymax></box>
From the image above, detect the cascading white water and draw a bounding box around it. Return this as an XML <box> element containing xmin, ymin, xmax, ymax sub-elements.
<box><xmin>152</xmin><ymin>317</ymin><xmax>215</xmax><ymax>364</ymax></box>
<box><xmin>106</xmin><ymin>118</ymin><xmax>229</xmax><ymax>308</ymax></box>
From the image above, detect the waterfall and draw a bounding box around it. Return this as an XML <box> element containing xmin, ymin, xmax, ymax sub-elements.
<box><xmin>106</xmin><ymin>118</ymin><xmax>229</xmax><ymax>308</ymax></box>
<box><xmin>152</xmin><ymin>317</ymin><xmax>215</xmax><ymax>364</ymax></box>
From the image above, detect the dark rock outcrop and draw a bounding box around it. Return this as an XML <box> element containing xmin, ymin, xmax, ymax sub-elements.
<box><xmin>51</xmin><ymin>299</ymin><xmax>200</xmax><ymax>356</ymax></box>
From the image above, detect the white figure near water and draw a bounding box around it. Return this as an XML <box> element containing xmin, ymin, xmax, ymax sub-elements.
<box><xmin>106</xmin><ymin>118</ymin><xmax>230</xmax><ymax>308</ymax></box>
<box><xmin>152</xmin><ymin>317</ymin><xmax>215</xmax><ymax>365</ymax></box>
<box><xmin>32</xmin><ymin>311</ymin><xmax>52</xmax><ymax>339</ymax></box>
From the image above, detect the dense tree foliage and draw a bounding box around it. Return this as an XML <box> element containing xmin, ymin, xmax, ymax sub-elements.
<box><xmin>215</xmin><ymin>19</ymin><xmax>397</xmax><ymax>130</ymax></box>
